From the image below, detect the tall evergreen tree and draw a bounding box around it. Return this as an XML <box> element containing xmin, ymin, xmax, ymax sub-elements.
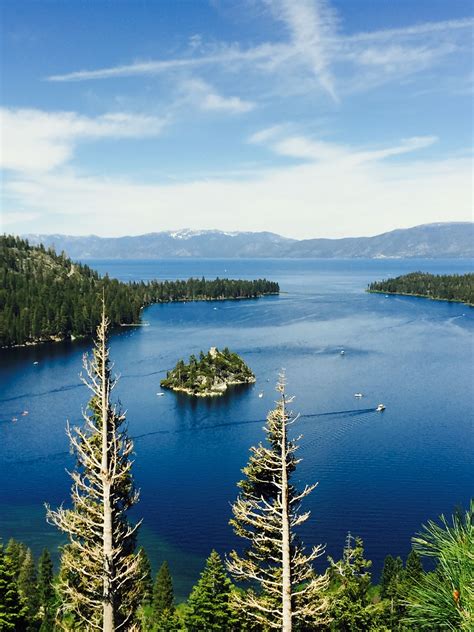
<box><xmin>37</xmin><ymin>549</ymin><xmax>55</xmax><ymax>630</ymax></box>
<box><xmin>380</xmin><ymin>555</ymin><xmax>395</xmax><ymax>599</ymax></box>
<box><xmin>47</xmin><ymin>307</ymin><xmax>142</xmax><ymax>630</ymax></box>
<box><xmin>18</xmin><ymin>549</ymin><xmax>39</xmax><ymax>627</ymax></box>
<box><xmin>4</xmin><ymin>539</ymin><xmax>27</xmax><ymax>580</ymax></box>
<box><xmin>185</xmin><ymin>550</ymin><xmax>237</xmax><ymax>631</ymax></box>
<box><xmin>153</xmin><ymin>562</ymin><xmax>174</xmax><ymax>617</ymax></box>
<box><xmin>227</xmin><ymin>377</ymin><xmax>330</xmax><ymax>631</ymax></box>
<box><xmin>327</xmin><ymin>535</ymin><xmax>375</xmax><ymax>631</ymax></box>
<box><xmin>0</xmin><ymin>543</ymin><xmax>27</xmax><ymax>631</ymax></box>
<box><xmin>137</xmin><ymin>547</ymin><xmax>153</xmax><ymax>607</ymax></box>
<box><xmin>405</xmin><ymin>549</ymin><xmax>424</xmax><ymax>584</ymax></box>
<box><xmin>152</xmin><ymin>561</ymin><xmax>181</xmax><ymax>631</ymax></box>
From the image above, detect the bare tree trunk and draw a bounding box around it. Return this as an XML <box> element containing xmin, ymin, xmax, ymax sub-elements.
<box><xmin>100</xmin><ymin>314</ymin><xmax>115</xmax><ymax>632</ymax></box>
<box><xmin>281</xmin><ymin>395</ymin><xmax>292</xmax><ymax>632</ymax></box>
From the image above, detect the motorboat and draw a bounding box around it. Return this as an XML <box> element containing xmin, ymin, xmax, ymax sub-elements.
<box><xmin>156</xmin><ymin>392</ymin><xmax>165</xmax><ymax>397</ymax></box>
<box><xmin>376</xmin><ymin>404</ymin><xmax>386</xmax><ymax>412</ymax></box>
<box><xmin>340</xmin><ymin>350</ymin><xmax>345</xmax><ymax>355</ymax></box>
<box><xmin>258</xmin><ymin>392</ymin><xmax>264</xmax><ymax>398</ymax></box>
<box><xmin>354</xmin><ymin>393</ymin><xmax>363</xmax><ymax>398</ymax></box>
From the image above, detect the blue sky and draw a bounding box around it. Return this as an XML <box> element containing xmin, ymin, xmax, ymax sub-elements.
<box><xmin>1</xmin><ymin>0</ymin><xmax>472</xmax><ymax>238</ymax></box>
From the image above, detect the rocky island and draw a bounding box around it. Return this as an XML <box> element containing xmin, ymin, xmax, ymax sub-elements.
<box><xmin>161</xmin><ymin>347</ymin><xmax>256</xmax><ymax>396</ymax></box>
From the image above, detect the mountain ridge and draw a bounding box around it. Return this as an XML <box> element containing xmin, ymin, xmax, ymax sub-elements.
<box><xmin>23</xmin><ymin>222</ymin><xmax>473</xmax><ymax>259</ymax></box>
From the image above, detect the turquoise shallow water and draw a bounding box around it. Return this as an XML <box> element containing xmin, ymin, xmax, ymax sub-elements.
<box><xmin>1</xmin><ymin>258</ymin><xmax>473</xmax><ymax>599</ymax></box>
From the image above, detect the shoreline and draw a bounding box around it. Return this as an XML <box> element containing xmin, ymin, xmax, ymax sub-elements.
<box><xmin>367</xmin><ymin>289</ymin><xmax>473</xmax><ymax>307</ymax></box>
<box><xmin>164</xmin><ymin>377</ymin><xmax>256</xmax><ymax>398</ymax></box>
<box><xmin>2</xmin><ymin>292</ymin><xmax>279</xmax><ymax>350</ymax></box>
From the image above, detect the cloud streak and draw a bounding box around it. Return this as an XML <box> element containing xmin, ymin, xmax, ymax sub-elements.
<box><xmin>45</xmin><ymin>7</ymin><xmax>473</xmax><ymax>102</ymax></box>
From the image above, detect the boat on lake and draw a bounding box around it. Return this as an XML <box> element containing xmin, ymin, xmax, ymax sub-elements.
<box><xmin>354</xmin><ymin>393</ymin><xmax>363</xmax><ymax>398</ymax></box>
<box><xmin>376</xmin><ymin>404</ymin><xmax>386</xmax><ymax>412</ymax></box>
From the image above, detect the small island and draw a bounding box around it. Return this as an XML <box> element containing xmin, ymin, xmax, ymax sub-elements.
<box><xmin>161</xmin><ymin>347</ymin><xmax>256</xmax><ymax>397</ymax></box>
<box><xmin>368</xmin><ymin>272</ymin><xmax>474</xmax><ymax>306</ymax></box>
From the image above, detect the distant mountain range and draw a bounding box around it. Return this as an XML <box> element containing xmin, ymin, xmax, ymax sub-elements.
<box><xmin>24</xmin><ymin>223</ymin><xmax>474</xmax><ymax>259</ymax></box>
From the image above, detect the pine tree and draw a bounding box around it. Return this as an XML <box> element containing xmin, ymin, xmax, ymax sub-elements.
<box><xmin>5</xmin><ymin>539</ymin><xmax>27</xmax><ymax>580</ymax></box>
<box><xmin>327</xmin><ymin>534</ymin><xmax>375</xmax><ymax>631</ymax></box>
<box><xmin>185</xmin><ymin>550</ymin><xmax>237</xmax><ymax>631</ymax></box>
<box><xmin>152</xmin><ymin>561</ymin><xmax>181</xmax><ymax>631</ymax></box>
<box><xmin>404</xmin><ymin>500</ymin><xmax>474</xmax><ymax>630</ymax></box>
<box><xmin>227</xmin><ymin>377</ymin><xmax>330</xmax><ymax>631</ymax></box>
<box><xmin>137</xmin><ymin>547</ymin><xmax>153</xmax><ymax>606</ymax></box>
<box><xmin>46</xmin><ymin>307</ymin><xmax>142</xmax><ymax>630</ymax></box>
<box><xmin>18</xmin><ymin>548</ymin><xmax>39</xmax><ymax>627</ymax></box>
<box><xmin>37</xmin><ymin>549</ymin><xmax>55</xmax><ymax>630</ymax></box>
<box><xmin>405</xmin><ymin>549</ymin><xmax>424</xmax><ymax>583</ymax></box>
<box><xmin>380</xmin><ymin>555</ymin><xmax>395</xmax><ymax>599</ymax></box>
<box><xmin>0</xmin><ymin>543</ymin><xmax>27</xmax><ymax>631</ymax></box>
<box><xmin>153</xmin><ymin>562</ymin><xmax>174</xmax><ymax>617</ymax></box>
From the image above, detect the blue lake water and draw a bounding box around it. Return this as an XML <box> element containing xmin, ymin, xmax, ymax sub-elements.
<box><xmin>1</xmin><ymin>258</ymin><xmax>473</xmax><ymax>599</ymax></box>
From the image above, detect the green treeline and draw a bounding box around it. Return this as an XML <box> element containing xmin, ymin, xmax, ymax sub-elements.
<box><xmin>368</xmin><ymin>272</ymin><xmax>474</xmax><ymax>306</ymax></box>
<box><xmin>3</xmin><ymin>527</ymin><xmax>471</xmax><ymax>631</ymax></box>
<box><xmin>0</xmin><ymin>235</ymin><xmax>279</xmax><ymax>347</ymax></box>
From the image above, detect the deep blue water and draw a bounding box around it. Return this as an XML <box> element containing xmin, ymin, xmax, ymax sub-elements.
<box><xmin>1</xmin><ymin>258</ymin><xmax>473</xmax><ymax>599</ymax></box>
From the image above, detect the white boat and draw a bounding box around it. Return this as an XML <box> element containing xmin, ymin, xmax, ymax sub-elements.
<box><xmin>340</xmin><ymin>350</ymin><xmax>345</xmax><ymax>355</ymax></box>
<box><xmin>354</xmin><ymin>393</ymin><xmax>363</xmax><ymax>398</ymax></box>
<box><xmin>376</xmin><ymin>404</ymin><xmax>386</xmax><ymax>412</ymax></box>
<box><xmin>33</xmin><ymin>361</ymin><xmax>39</xmax><ymax>365</ymax></box>
<box><xmin>156</xmin><ymin>392</ymin><xmax>165</xmax><ymax>397</ymax></box>
<box><xmin>258</xmin><ymin>392</ymin><xmax>264</xmax><ymax>398</ymax></box>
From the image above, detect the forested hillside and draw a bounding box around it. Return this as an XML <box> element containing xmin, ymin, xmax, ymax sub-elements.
<box><xmin>368</xmin><ymin>272</ymin><xmax>474</xmax><ymax>305</ymax></box>
<box><xmin>0</xmin><ymin>235</ymin><xmax>279</xmax><ymax>347</ymax></box>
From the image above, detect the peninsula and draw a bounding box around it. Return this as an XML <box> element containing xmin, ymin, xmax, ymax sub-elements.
<box><xmin>161</xmin><ymin>347</ymin><xmax>256</xmax><ymax>396</ymax></box>
<box><xmin>368</xmin><ymin>272</ymin><xmax>474</xmax><ymax>306</ymax></box>
<box><xmin>1</xmin><ymin>235</ymin><xmax>279</xmax><ymax>347</ymax></box>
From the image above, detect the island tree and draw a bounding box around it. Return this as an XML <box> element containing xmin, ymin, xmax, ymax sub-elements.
<box><xmin>47</xmin><ymin>307</ymin><xmax>142</xmax><ymax>630</ymax></box>
<box><xmin>227</xmin><ymin>376</ymin><xmax>330</xmax><ymax>631</ymax></box>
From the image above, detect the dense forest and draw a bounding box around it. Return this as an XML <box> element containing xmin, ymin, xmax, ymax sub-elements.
<box><xmin>368</xmin><ymin>272</ymin><xmax>474</xmax><ymax>306</ymax></box>
<box><xmin>2</xmin><ymin>530</ymin><xmax>451</xmax><ymax>631</ymax></box>
<box><xmin>161</xmin><ymin>347</ymin><xmax>255</xmax><ymax>396</ymax></box>
<box><xmin>0</xmin><ymin>235</ymin><xmax>279</xmax><ymax>347</ymax></box>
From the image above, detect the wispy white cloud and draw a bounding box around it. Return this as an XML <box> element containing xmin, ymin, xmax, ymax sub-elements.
<box><xmin>181</xmin><ymin>79</ymin><xmax>256</xmax><ymax>113</ymax></box>
<box><xmin>344</xmin><ymin>17</ymin><xmax>474</xmax><ymax>43</ymax></box>
<box><xmin>265</xmin><ymin>0</ymin><xmax>339</xmax><ymax>100</ymax></box>
<box><xmin>250</xmin><ymin>127</ymin><xmax>438</xmax><ymax>163</ymax></box>
<box><xmin>0</xmin><ymin>108</ymin><xmax>167</xmax><ymax>173</ymax></box>
<box><xmin>44</xmin><ymin>4</ymin><xmax>473</xmax><ymax>101</ymax></box>
<box><xmin>3</xmin><ymin>131</ymin><xmax>471</xmax><ymax>238</ymax></box>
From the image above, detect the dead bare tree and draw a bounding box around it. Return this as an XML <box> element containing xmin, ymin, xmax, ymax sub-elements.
<box><xmin>47</xmin><ymin>307</ymin><xmax>142</xmax><ymax>631</ymax></box>
<box><xmin>227</xmin><ymin>375</ymin><xmax>330</xmax><ymax>631</ymax></box>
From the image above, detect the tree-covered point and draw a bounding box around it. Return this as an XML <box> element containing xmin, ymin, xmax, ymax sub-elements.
<box><xmin>161</xmin><ymin>347</ymin><xmax>256</xmax><ymax>396</ymax></box>
<box><xmin>0</xmin><ymin>235</ymin><xmax>280</xmax><ymax>347</ymax></box>
<box><xmin>367</xmin><ymin>272</ymin><xmax>474</xmax><ymax>306</ymax></box>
